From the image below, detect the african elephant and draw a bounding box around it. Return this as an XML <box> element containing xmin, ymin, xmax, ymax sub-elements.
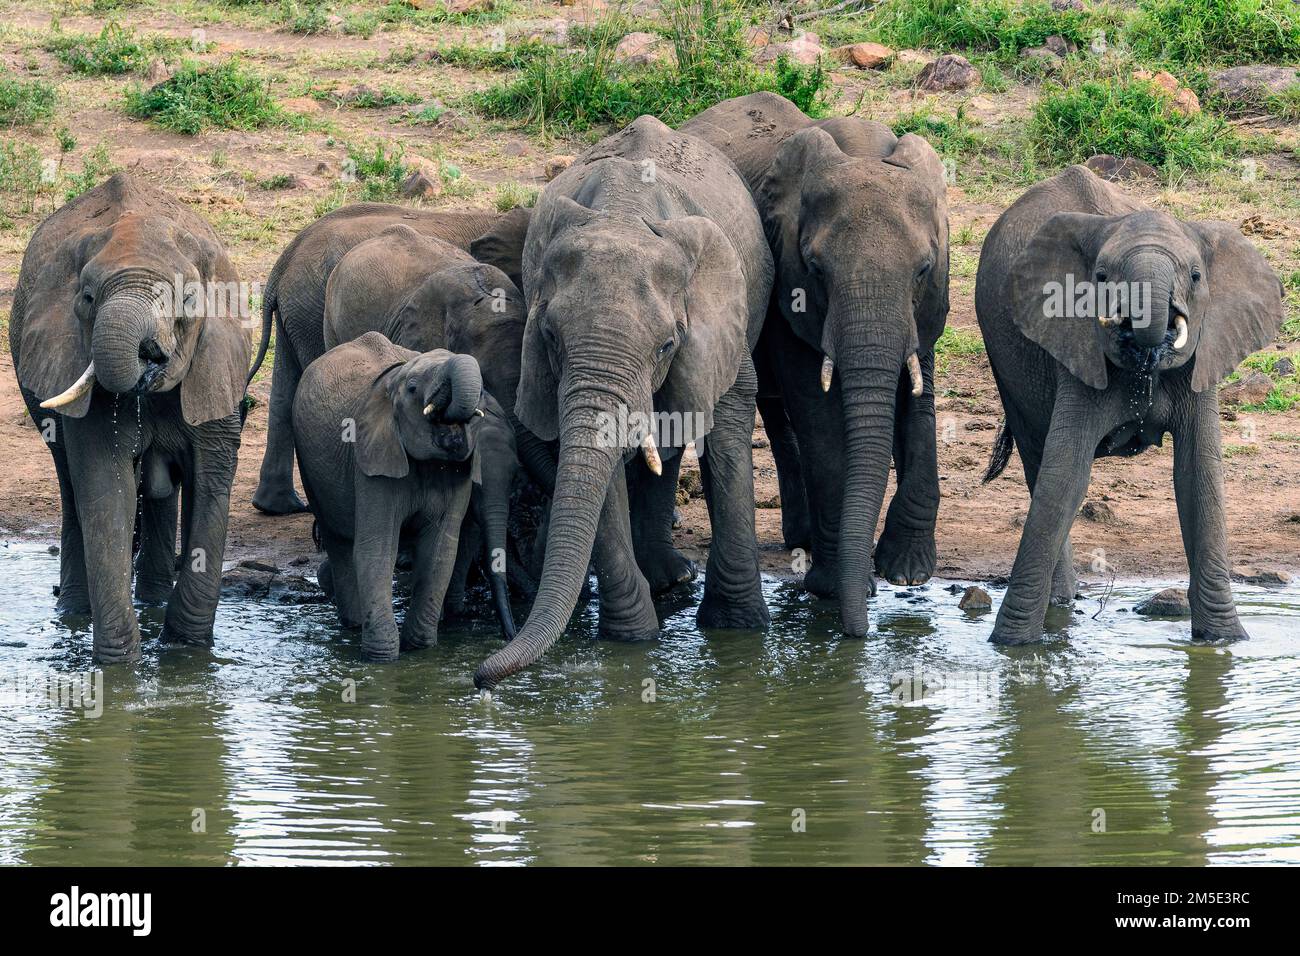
<box><xmin>682</xmin><ymin>92</ymin><xmax>950</xmax><ymax>638</ymax></box>
<box><xmin>473</xmin><ymin>114</ymin><xmax>775</xmax><ymax>690</ymax></box>
<box><xmin>251</xmin><ymin>202</ymin><xmax>531</xmax><ymax>515</ymax></box>
<box><xmin>322</xmin><ymin>223</ymin><xmax>531</xmax><ymax>637</ymax></box>
<box><xmin>9</xmin><ymin>173</ymin><xmax>253</xmax><ymax>662</ymax></box>
<box><xmin>976</xmin><ymin>165</ymin><xmax>1284</xmax><ymax>644</ymax></box>
<box><xmin>293</xmin><ymin>332</ymin><xmax>484</xmax><ymax>660</ymax></box>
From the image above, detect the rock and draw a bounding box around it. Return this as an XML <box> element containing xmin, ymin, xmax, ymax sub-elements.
<box><xmin>835</xmin><ymin>42</ymin><xmax>894</xmax><ymax>70</ymax></box>
<box><xmin>222</xmin><ymin>566</ymin><xmax>322</xmax><ymax>604</ymax></box>
<box><xmin>502</xmin><ymin>140</ymin><xmax>528</xmax><ymax>157</ymax></box>
<box><xmin>1085</xmin><ymin>154</ymin><xmax>1160</xmax><ymax>183</ymax></box>
<box><xmin>515</xmin><ymin>18</ymin><xmax>571</xmax><ymax>46</ymax></box>
<box><xmin>756</xmin><ymin>492</ymin><xmax>781</xmax><ymax>509</ymax></box>
<box><xmin>1275</xmin><ymin>357</ymin><xmax>1295</xmax><ymax>377</ymax></box>
<box><xmin>916</xmin><ymin>53</ymin><xmax>979</xmax><ymax>91</ymax></box>
<box><xmin>1022</xmin><ymin>45</ymin><xmax>1064</xmax><ymax>67</ymax></box>
<box><xmin>1132</xmin><ymin>69</ymin><xmax>1200</xmax><ymax>114</ymax></box>
<box><xmin>1172</xmin><ymin>87</ymin><xmax>1201</xmax><ymax>115</ymax></box>
<box><xmin>238</xmin><ymin>558</ymin><xmax>278</xmax><ymax>574</ymax></box>
<box><xmin>895</xmin><ymin>49</ymin><xmax>932</xmax><ymax>68</ymax></box>
<box><xmin>752</xmin><ymin>436</ymin><xmax>769</xmax><ymax>449</ymax></box>
<box><xmin>959</xmin><ymin>586</ymin><xmax>992</xmax><ymax>611</ymax></box>
<box><xmin>1210</xmin><ymin>65</ymin><xmax>1300</xmax><ymax>105</ymax></box>
<box><xmin>678</xmin><ymin>469</ymin><xmax>703</xmax><ymax>501</ymax></box>
<box><xmin>613</xmin><ymin>31</ymin><xmax>676</xmax><ymax>68</ymax></box>
<box><xmin>744</xmin><ymin>26</ymin><xmax>769</xmax><ymax>49</ymax></box>
<box><xmin>1022</xmin><ymin>35</ymin><xmax>1073</xmax><ymax>63</ymax></box>
<box><xmin>145</xmin><ymin>58</ymin><xmax>171</xmax><ymax>84</ymax></box>
<box><xmin>1051</xmin><ymin>0</ymin><xmax>1083</xmax><ymax>9</ymax></box>
<box><xmin>1219</xmin><ymin>370</ymin><xmax>1273</xmax><ymax>406</ymax></box>
<box><xmin>544</xmin><ymin>154</ymin><xmax>574</xmax><ymax>181</ymax></box>
<box><xmin>400</xmin><ymin>170</ymin><xmax>441</xmax><ymax>200</ymax></box>
<box><xmin>1079</xmin><ymin>500</ymin><xmax>1115</xmax><ymax>524</ymax></box>
<box><xmin>753</xmin><ymin>32</ymin><xmax>824</xmax><ymax>67</ymax></box>
<box><xmin>1232</xmin><ymin>566</ymin><xmax>1292</xmax><ymax>586</ymax></box>
<box><xmin>447</xmin><ymin>0</ymin><xmax>494</xmax><ymax>12</ymax></box>
<box><xmin>1135</xmin><ymin>587</ymin><xmax>1189</xmax><ymax>616</ymax></box>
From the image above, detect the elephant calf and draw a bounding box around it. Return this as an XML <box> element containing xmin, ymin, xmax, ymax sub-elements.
<box><xmin>977</xmin><ymin>165</ymin><xmax>1284</xmax><ymax>645</ymax></box>
<box><xmin>293</xmin><ymin>332</ymin><xmax>486</xmax><ymax>660</ymax></box>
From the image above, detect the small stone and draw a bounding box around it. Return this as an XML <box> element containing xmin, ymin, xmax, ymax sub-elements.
<box><xmin>238</xmin><ymin>558</ymin><xmax>279</xmax><ymax>573</ymax></box>
<box><xmin>1219</xmin><ymin>370</ymin><xmax>1273</xmax><ymax>406</ymax></box>
<box><xmin>1274</xmin><ymin>357</ymin><xmax>1295</xmax><ymax>377</ymax></box>
<box><xmin>959</xmin><ymin>586</ymin><xmax>992</xmax><ymax>611</ymax></box>
<box><xmin>340</xmin><ymin>83</ymin><xmax>381</xmax><ymax>105</ymax></box>
<box><xmin>1210</xmin><ymin>65</ymin><xmax>1300</xmax><ymax>105</ymax></box>
<box><xmin>835</xmin><ymin>42</ymin><xmax>894</xmax><ymax>70</ymax></box>
<box><xmin>1079</xmin><ymin>500</ymin><xmax>1115</xmax><ymax>524</ymax></box>
<box><xmin>752</xmin><ymin>436</ymin><xmax>769</xmax><ymax>449</ymax></box>
<box><xmin>145</xmin><ymin>58</ymin><xmax>171</xmax><ymax>84</ymax></box>
<box><xmin>756</xmin><ymin>493</ymin><xmax>781</xmax><ymax>509</ymax></box>
<box><xmin>744</xmin><ymin>27</ymin><xmax>769</xmax><ymax>49</ymax></box>
<box><xmin>1172</xmin><ymin>87</ymin><xmax>1201</xmax><ymax>115</ymax></box>
<box><xmin>1043</xmin><ymin>35</ymin><xmax>1074</xmax><ymax>58</ymax></box>
<box><xmin>1232</xmin><ymin>566</ymin><xmax>1292</xmax><ymax>586</ymax></box>
<box><xmin>917</xmin><ymin>53</ymin><xmax>979</xmax><ymax>91</ymax></box>
<box><xmin>48</xmin><ymin>544</ymin><xmax>59</xmax><ymax>555</ymax></box>
<box><xmin>400</xmin><ymin>170</ymin><xmax>441</xmax><ymax>200</ymax></box>
<box><xmin>544</xmin><ymin>154</ymin><xmax>574</xmax><ymax>181</ymax></box>
<box><xmin>1085</xmin><ymin>154</ymin><xmax>1160</xmax><ymax>183</ymax></box>
<box><xmin>613</xmin><ymin>31</ymin><xmax>676</xmax><ymax>68</ymax></box>
<box><xmin>1051</xmin><ymin>0</ymin><xmax>1083</xmax><ymax>9</ymax></box>
<box><xmin>753</xmin><ymin>32</ymin><xmax>824</xmax><ymax>67</ymax></box>
<box><xmin>502</xmin><ymin>140</ymin><xmax>528</xmax><ymax>157</ymax></box>
<box><xmin>1135</xmin><ymin>587</ymin><xmax>1189</xmax><ymax>616</ymax></box>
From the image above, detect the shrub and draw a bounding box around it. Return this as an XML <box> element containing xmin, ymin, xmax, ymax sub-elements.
<box><xmin>1030</xmin><ymin>77</ymin><xmax>1239</xmax><ymax>172</ymax></box>
<box><xmin>345</xmin><ymin>140</ymin><xmax>408</xmax><ymax>201</ymax></box>
<box><xmin>45</xmin><ymin>22</ymin><xmax>184</xmax><ymax>75</ymax></box>
<box><xmin>125</xmin><ymin>59</ymin><xmax>281</xmax><ymax>134</ymax></box>
<box><xmin>0</xmin><ymin>76</ymin><xmax>57</xmax><ymax>127</ymax></box>
<box><xmin>1126</xmin><ymin>0</ymin><xmax>1300</xmax><ymax>65</ymax></box>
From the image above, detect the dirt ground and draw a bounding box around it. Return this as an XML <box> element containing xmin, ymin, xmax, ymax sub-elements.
<box><xmin>2</xmin><ymin>1</ymin><xmax>1299</xmax><ymax>590</ymax></box>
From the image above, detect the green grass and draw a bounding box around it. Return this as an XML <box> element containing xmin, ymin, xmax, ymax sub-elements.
<box><xmin>1126</xmin><ymin>0</ymin><xmax>1300</xmax><ymax>66</ymax></box>
<box><xmin>1029</xmin><ymin>77</ymin><xmax>1239</xmax><ymax>172</ymax></box>
<box><xmin>345</xmin><ymin>140</ymin><xmax>408</xmax><ymax>201</ymax></box>
<box><xmin>429</xmin><ymin>39</ymin><xmax>553</xmax><ymax>72</ymax></box>
<box><xmin>474</xmin><ymin>0</ymin><xmax>832</xmax><ymax>132</ymax></box>
<box><xmin>0</xmin><ymin>75</ymin><xmax>57</xmax><ymax>127</ymax></box>
<box><xmin>934</xmin><ymin>325</ymin><xmax>986</xmax><ymax>374</ymax></box>
<box><xmin>892</xmin><ymin>103</ymin><xmax>987</xmax><ymax>162</ymax></box>
<box><xmin>279</xmin><ymin>0</ymin><xmax>331</xmax><ymax>35</ymax></box>
<box><xmin>44</xmin><ymin>22</ymin><xmax>187</xmax><ymax>75</ymax></box>
<box><xmin>1283</xmin><ymin>270</ymin><xmax>1300</xmax><ymax>341</ymax></box>
<box><xmin>494</xmin><ymin>180</ymin><xmax>538</xmax><ymax>212</ymax></box>
<box><xmin>1228</xmin><ymin>351</ymin><xmax>1300</xmax><ymax>411</ymax></box>
<box><xmin>125</xmin><ymin>59</ymin><xmax>282</xmax><ymax>134</ymax></box>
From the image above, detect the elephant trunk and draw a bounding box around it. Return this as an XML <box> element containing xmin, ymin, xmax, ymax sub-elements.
<box><xmin>830</xmin><ymin>290</ymin><xmax>907</xmax><ymax>637</ymax></box>
<box><xmin>474</xmin><ymin>388</ymin><xmax>624</xmax><ymax>689</ymax></box>
<box><xmin>444</xmin><ymin>353</ymin><xmax>484</xmax><ymax>422</ymax></box>
<box><xmin>1128</xmin><ymin>250</ymin><xmax>1173</xmax><ymax>351</ymax></box>
<box><xmin>479</xmin><ymin>464</ymin><xmax>518</xmax><ymax>640</ymax></box>
<box><xmin>91</xmin><ymin>281</ymin><xmax>166</xmax><ymax>395</ymax></box>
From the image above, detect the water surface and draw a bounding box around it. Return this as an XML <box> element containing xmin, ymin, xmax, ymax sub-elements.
<box><xmin>1</xmin><ymin>540</ymin><xmax>1297</xmax><ymax>866</ymax></box>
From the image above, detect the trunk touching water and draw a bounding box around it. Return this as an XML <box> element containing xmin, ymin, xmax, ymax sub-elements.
<box><xmin>91</xmin><ymin>283</ymin><xmax>165</xmax><ymax>395</ymax></box>
<box><xmin>474</xmin><ymin>401</ymin><xmax>620</xmax><ymax>689</ymax></box>
<box><xmin>830</xmin><ymin>291</ymin><xmax>908</xmax><ymax>638</ymax></box>
<box><xmin>1128</xmin><ymin>251</ymin><xmax>1173</xmax><ymax>350</ymax></box>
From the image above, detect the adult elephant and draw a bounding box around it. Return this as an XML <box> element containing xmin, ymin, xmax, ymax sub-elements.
<box><xmin>682</xmin><ymin>92</ymin><xmax>950</xmax><ymax>637</ymax></box>
<box><xmin>322</xmin><ymin>224</ymin><xmax>532</xmax><ymax>636</ymax></box>
<box><xmin>473</xmin><ymin>115</ymin><xmax>775</xmax><ymax>690</ymax></box>
<box><xmin>9</xmin><ymin>173</ymin><xmax>253</xmax><ymax>662</ymax></box>
<box><xmin>250</xmin><ymin>202</ymin><xmax>531</xmax><ymax>515</ymax></box>
<box><xmin>977</xmin><ymin>165</ymin><xmax>1284</xmax><ymax>644</ymax></box>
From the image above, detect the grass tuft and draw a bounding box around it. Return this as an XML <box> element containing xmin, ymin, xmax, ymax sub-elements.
<box><xmin>0</xmin><ymin>75</ymin><xmax>57</xmax><ymax>127</ymax></box>
<box><xmin>1126</xmin><ymin>0</ymin><xmax>1300</xmax><ymax>66</ymax></box>
<box><xmin>125</xmin><ymin>59</ymin><xmax>282</xmax><ymax>134</ymax></box>
<box><xmin>44</xmin><ymin>22</ymin><xmax>186</xmax><ymax>75</ymax></box>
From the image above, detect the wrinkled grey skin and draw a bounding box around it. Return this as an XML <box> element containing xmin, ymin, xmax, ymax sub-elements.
<box><xmin>977</xmin><ymin>165</ymin><xmax>1284</xmax><ymax>644</ymax></box>
<box><xmin>293</xmin><ymin>332</ymin><xmax>484</xmax><ymax>660</ymax></box>
<box><xmin>474</xmin><ymin>115</ymin><xmax>775</xmax><ymax>690</ymax></box>
<box><xmin>8</xmin><ymin>173</ymin><xmax>252</xmax><ymax>663</ymax></box>
<box><xmin>252</xmin><ymin>202</ymin><xmax>531</xmax><ymax>515</ymax></box>
<box><xmin>683</xmin><ymin>92</ymin><xmax>950</xmax><ymax>638</ymax></box>
<box><xmin>322</xmin><ymin>224</ymin><xmax>531</xmax><ymax>638</ymax></box>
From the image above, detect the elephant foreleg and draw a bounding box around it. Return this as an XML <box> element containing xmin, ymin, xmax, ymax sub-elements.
<box><xmin>163</xmin><ymin>416</ymin><xmax>240</xmax><ymax>646</ymax></box>
<box><xmin>252</xmin><ymin>319</ymin><xmax>308</xmax><ymax>515</ymax></box>
<box><xmin>63</xmin><ymin>400</ymin><xmax>142</xmax><ymax>663</ymax></box>
<box><xmin>590</xmin><ymin>462</ymin><xmax>659</xmax><ymax>641</ymax></box>
<box><xmin>351</xmin><ymin>480</ymin><xmax>403</xmax><ymax>660</ymax></box>
<box><xmin>697</xmin><ymin>356</ymin><xmax>769</xmax><ymax>630</ymax></box>
<box><xmin>991</xmin><ymin>381</ymin><xmax>1103</xmax><ymax>645</ymax></box>
<box><xmin>755</xmin><ymin>325</ymin><xmax>811</xmax><ymax>551</ymax></box>
<box><xmin>629</xmin><ymin>452</ymin><xmax>696</xmax><ymax>594</ymax></box>
<box><xmin>1172</xmin><ymin>388</ymin><xmax>1246</xmax><ymax>642</ymax></box>
<box><xmin>30</xmin><ymin>396</ymin><xmax>90</xmax><ymax>614</ymax></box>
<box><xmin>875</xmin><ymin>348</ymin><xmax>940</xmax><ymax>586</ymax></box>
<box><xmin>403</xmin><ymin>483</ymin><xmax>471</xmax><ymax>651</ymax></box>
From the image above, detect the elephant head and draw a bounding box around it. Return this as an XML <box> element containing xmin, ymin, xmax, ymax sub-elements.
<box><xmin>20</xmin><ymin>199</ymin><xmax>248</xmax><ymax>426</ymax></box>
<box><xmin>1010</xmin><ymin>208</ymin><xmax>1284</xmax><ymax>391</ymax></box>
<box><xmin>355</xmin><ymin>342</ymin><xmax>486</xmax><ymax>479</ymax></box>
<box><xmin>474</xmin><ymin>196</ymin><xmax>749</xmax><ymax>688</ymax></box>
<box><xmin>756</xmin><ymin>123</ymin><xmax>949</xmax><ymax>634</ymax></box>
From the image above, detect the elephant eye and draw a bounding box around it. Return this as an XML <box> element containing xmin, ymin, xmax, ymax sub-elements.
<box><xmin>917</xmin><ymin>260</ymin><xmax>932</xmax><ymax>280</ymax></box>
<box><xmin>1191</xmin><ymin>268</ymin><xmax>1202</xmax><ymax>283</ymax></box>
<box><xmin>1095</xmin><ymin>270</ymin><xmax>1108</xmax><ymax>283</ymax></box>
<box><xmin>658</xmin><ymin>340</ymin><xmax>674</xmax><ymax>357</ymax></box>
<box><xmin>406</xmin><ymin>381</ymin><xmax>417</xmax><ymax>393</ymax></box>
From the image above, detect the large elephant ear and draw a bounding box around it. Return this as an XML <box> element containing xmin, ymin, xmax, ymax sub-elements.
<box><xmin>1010</xmin><ymin>211</ymin><xmax>1116</xmax><ymax>390</ymax></box>
<box><xmin>181</xmin><ymin>314</ymin><xmax>251</xmax><ymax>425</ymax></box>
<box><xmin>645</xmin><ymin>216</ymin><xmax>748</xmax><ymax>444</ymax></box>
<box><xmin>470</xmin><ymin>206</ymin><xmax>531</xmax><ymax>292</ymax></box>
<box><xmin>15</xmin><ymin>250</ymin><xmax>92</xmax><ymax>418</ymax></box>
<box><xmin>885</xmin><ymin>133</ymin><xmax>951</xmax><ymax>335</ymax></box>
<box><xmin>515</xmin><ymin>300</ymin><xmax>559</xmax><ymax>441</ymax></box>
<box><xmin>354</xmin><ymin>358</ymin><xmax>409</xmax><ymax>479</ymax></box>
<box><xmin>1187</xmin><ymin>221</ymin><xmax>1285</xmax><ymax>393</ymax></box>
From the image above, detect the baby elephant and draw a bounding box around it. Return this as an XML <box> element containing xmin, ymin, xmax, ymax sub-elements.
<box><xmin>294</xmin><ymin>332</ymin><xmax>485</xmax><ymax>660</ymax></box>
<box><xmin>977</xmin><ymin>165</ymin><xmax>1284</xmax><ymax>645</ymax></box>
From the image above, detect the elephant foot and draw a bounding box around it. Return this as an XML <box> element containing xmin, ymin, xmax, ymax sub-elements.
<box><xmin>93</xmin><ymin>633</ymin><xmax>142</xmax><ymax>665</ymax></box>
<box><xmin>160</xmin><ymin>622</ymin><xmax>214</xmax><ymax>648</ymax></box>
<box><xmin>802</xmin><ymin>559</ymin><xmax>838</xmax><ymax>598</ymax></box>
<box><xmin>401</xmin><ymin>632</ymin><xmax>437</xmax><ymax>652</ymax></box>
<box><xmin>55</xmin><ymin>587</ymin><xmax>91</xmax><ymax>616</ymax></box>
<box><xmin>252</xmin><ymin>484</ymin><xmax>309</xmax><ymax>516</ymax></box>
<box><xmin>697</xmin><ymin>589</ymin><xmax>770</xmax><ymax>630</ymax></box>
<box><xmin>874</xmin><ymin>528</ymin><xmax>936</xmax><ymax>587</ymax></box>
<box><xmin>362</xmin><ymin>635</ymin><xmax>401</xmax><ymax>661</ymax></box>
<box><xmin>1191</xmin><ymin>621</ymin><xmax>1248</xmax><ymax>644</ymax></box>
<box><xmin>317</xmin><ymin>559</ymin><xmax>335</xmax><ymax>600</ymax></box>
<box><xmin>988</xmin><ymin>624</ymin><xmax>1044</xmax><ymax>646</ymax></box>
<box><xmin>638</xmin><ymin>546</ymin><xmax>698</xmax><ymax>594</ymax></box>
<box><xmin>135</xmin><ymin>576</ymin><xmax>174</xmax><ymax>606</ymax></box>
<box><xmin>598</xmin><ymin>620</ymin><xmax>660</xmax><ymax>642</ymax></box>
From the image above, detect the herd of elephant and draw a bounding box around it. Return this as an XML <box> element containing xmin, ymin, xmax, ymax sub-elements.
<box><xmin>11</xmin><ymin>92</ymin><xmax>1285</xmax><ymax>690</ymax></box>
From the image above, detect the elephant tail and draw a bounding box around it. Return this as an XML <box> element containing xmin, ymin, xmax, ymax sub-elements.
<box><xmin>983</xmin><ymin>421</ymin><xmax>1014</xmax><ymax>484</ymax></box>
<box><xmin>246</xmin><ymin>272</ymin><xmax>278</xmax><ymax>390</ymax></box>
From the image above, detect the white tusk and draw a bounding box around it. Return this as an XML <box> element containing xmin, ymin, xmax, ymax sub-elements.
<box><xmin>641</xmin><ymin>429</ymin><xmax>662</xmax><ymax>477</ymax></box>
<box><xmin>1098</xmin><ymin>314</ymin><xmax>1123</xmax><ymax>328</ymax></box>
<box><xmin>1173</xmin><ymin>315</ymin><xmax>1188</xmax><ymax>350</ymax></box>
<box><xmin>820</xmin><ymin>355</ymin><xmax>834</xmax><ymax>393</ymax></box>
<box><xmin>423</xmin><ymin>403</ymin><xmax>434</xmax><ymax>417</ymax></box>
<box><xmin>473</xmin><ymin>408</ymin><xmax>485</xmax><ymax>418</ymax></box>
<box><xmin>907</xmin><ymin>352</ymin><xmax>924</xmax><ymax>397</ymax></box>
<box><xmin>40</xmin><ymin>362</ymin><xmax>96</xmax><ymax>410</ymax></box>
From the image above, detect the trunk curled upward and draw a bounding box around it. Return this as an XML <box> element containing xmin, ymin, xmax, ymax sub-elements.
<box><xmin>429</xmin><ymin>354</ymin><xmax>483</xmax><ymax>422</ymax></box>
<box><xmin>1126</xmin><ymin>250</ymin><xmax>1173</xmax><ymax>351</ymax></box>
